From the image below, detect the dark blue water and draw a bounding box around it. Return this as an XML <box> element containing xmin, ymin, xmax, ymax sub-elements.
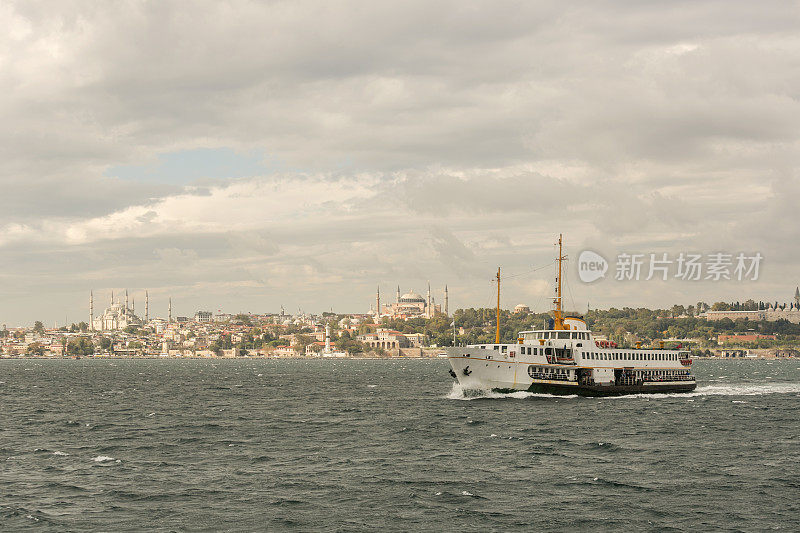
<box><xmin>1</xmin><ymin>358</ymin><xmax>798</xmax><ymax>531</ymax></box>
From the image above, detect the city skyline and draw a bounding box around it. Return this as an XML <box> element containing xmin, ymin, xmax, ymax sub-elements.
<box><xmin>2</xmin><ymin>2</ymin><xmax>799</xmax><ymax>324</ymax></box>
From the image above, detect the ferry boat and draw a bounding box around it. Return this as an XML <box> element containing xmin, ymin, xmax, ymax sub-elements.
<box><xmin>447</xmin><ymin>235</ymin><xmax>696</xmax><ymax>396</ymax></box>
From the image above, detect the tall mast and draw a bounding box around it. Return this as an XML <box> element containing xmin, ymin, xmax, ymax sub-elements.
<box><xmin>554</xmin><ymin>234</ymin><xmax>565</xmax><ymax>330</ymax></box>
<box><xmin>495</xmin><ymin>267</ymin><xmax>501</xmax><ymax>344</ymax></box>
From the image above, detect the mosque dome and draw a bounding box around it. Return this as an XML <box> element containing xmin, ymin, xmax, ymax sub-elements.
<box><xmin>399</xmin><ymin>290</ymin><xmax>425</xmax><ymax>303</ymax></box>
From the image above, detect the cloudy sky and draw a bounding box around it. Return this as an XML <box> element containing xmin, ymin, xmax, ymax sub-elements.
<box><xmin>2</xmin><ymin>1</ymin><xmax>799</xmax><ymax>326</ymax></box>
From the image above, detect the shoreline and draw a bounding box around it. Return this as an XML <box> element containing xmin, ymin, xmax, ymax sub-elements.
<box><xmin>2</xmin><ymin>355</ymin><xmax>798</xmax><ymax>361</ymax></box>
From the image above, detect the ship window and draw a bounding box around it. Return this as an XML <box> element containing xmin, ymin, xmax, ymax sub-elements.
<box><xmin>501</xmin><ymin>346</ymin><xmax>507</xmax><ymax>353</ymax></box>
<box><xmin>558</xmin><ymin>332</ymin><xmax>570</xmax><ymax>339</ymax></box>
<box><xmin>494</xmin><ymin>346</ymin><xmax>499</xmax><ymax>351</ymax></box>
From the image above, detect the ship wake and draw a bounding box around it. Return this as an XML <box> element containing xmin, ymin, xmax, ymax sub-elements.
<box><xmin>600</xmin><ymin>382</ymin><xmax>800</xmax><ymax>400</ymax></box>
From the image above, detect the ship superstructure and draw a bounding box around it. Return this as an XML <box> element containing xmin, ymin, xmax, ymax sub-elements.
<box><xmin>447</xmin><ymin>235</ymin><xmax>696</xmax><ymax>396</ymax></box>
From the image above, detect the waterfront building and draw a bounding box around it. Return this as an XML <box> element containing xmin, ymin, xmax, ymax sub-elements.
<box><xmin>358</xmin><ymin>329</ymin><xmax>411</xmax><ymax>349</ymax></box>
<box><xmin>717</xmin><ymin>333</ymin><xmax>776</xmax><ymax>344</ymax></box>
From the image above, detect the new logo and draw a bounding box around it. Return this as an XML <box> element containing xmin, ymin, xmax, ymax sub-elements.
<box><xmin>578</xmin><ymin>250</ymin><xmax>608</xmax><ymax>283</ymax></box>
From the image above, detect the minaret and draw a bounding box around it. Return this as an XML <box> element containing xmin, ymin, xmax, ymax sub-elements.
<box><xmin>426</xmin><ymin>282</ymin><xmax>431</xmax><ymax>318</ymax></box>
<box><xmin>168</xmin><ymin>297</ymin><xmax>172</xmax><ymax>323</ymax></box>
<box><xmin>125</xmin><ymin>289</ymin><xmax>129</xmax><ymax>311</ymax></box>
<box><xmin>145</xmin><ymin>291</ymin><xmax>149</xmax><ymax>323</ymax></box>
<box><xmin>396</xmin><ymin>286</ymin><xmax>401</xmax><ymax>304</ymax></box>
<box><xmin>111</xmin><ymin>290</ymin><xmax>114</xmax><ymax>305</ymax></box>
<box><xmin>444</xmin><ymin>285</ymin><xmax>449</xmax><ymax>317</ymax></box>
<box><xmin>90</xmin><ymin>291</ymin><xmax>94</xmax><ymax>331</ymax></box>
<box><xmin>376</xmin><ymin>286</ymin><xmax>381</xmax><ymax>321</ymax></box>
<box><xmin>795</xmin><ymin>287</ymin><xmax>799</xmax><ymax>307</ymax></box>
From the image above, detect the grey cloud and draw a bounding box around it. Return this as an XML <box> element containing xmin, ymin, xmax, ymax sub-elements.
<box><xmin>1</xmin><ymin>1</ymin><xmax>799</xmax><ymax>323</ymax></box>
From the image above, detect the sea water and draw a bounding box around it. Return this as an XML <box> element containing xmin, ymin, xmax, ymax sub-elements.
<box><xmin>1</xmin><ymin>358</ymin><xmax>798</xmax><ymax>531</ymax></box>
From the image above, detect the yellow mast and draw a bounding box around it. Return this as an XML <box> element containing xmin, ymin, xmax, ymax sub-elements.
<box><xmin>554</xmin><ymin>234</ymin><xmax>566</xmax><ymax>330</ymax></box>
<box><xmin>495</xmin><ymin>267</ymin><xmax>501</xmax><ymax>344</ymax></box>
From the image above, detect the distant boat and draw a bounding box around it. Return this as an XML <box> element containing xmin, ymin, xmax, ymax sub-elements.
<box><xmin>446</xmin><ymin>235</ymin><xmax>696</xmax><ymax>397</ymax></box>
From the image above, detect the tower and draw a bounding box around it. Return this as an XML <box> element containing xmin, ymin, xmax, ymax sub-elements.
<box><xmin>426</xmin><ymin>282</ymin><xmax>431</xmax><ymax>319</ymax></box>
<box><xmin>90</xmin><ymin>291</ymin><xmax>94</xmax><ymax>332</ymax></box>
<box><xmin>111</xmin><ymin>290</ymin><xmax>114</xmax><ymax>305</ymax></box>
<box><xmin>125</xmin><ymin>289</ymin><xmax>129</xmax><ymax>311</ymax></box>
<box><xmin>168</xmin><ymin>297</ymin><xmax>172</xmax><ymax>323</ymax></box>
<box><xmin>396</xmin><ymin>286</ymin><xmax>400</xmax><ymax>304</ymax></box>
<box><xmin>795</xmin><ymin>287</ymin><xmax>799</xmax><ymax>307</ymax></box>
<box><xmin>444</xmin><ymin>285</ymin><xmax>449</xmax><ymax>317</ymax></box>
<box><xmin>376</xmin><ymin>286</ymin><xmax>381</xmax><ymax>320</ymax></box>
<box><xmin>145</xmin><ymin>290</ymin><xmax>149</xmax><ymax>323</ymax></box>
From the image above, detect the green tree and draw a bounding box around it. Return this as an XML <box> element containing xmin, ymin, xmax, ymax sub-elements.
<box><xmin>33</xmin><ymin>321</ymin><xmax>45</xmax><ymax>335</ymax></box>
<box><xmin>67</xmin><ymin>337</ymin><xmax>94</xmax><ymax>356</ymax></box>
<box><xmin>26</xmin><ymin>342</ymin><xmax>45</xmax><ymax>356</ymax></box>
<box><xmin>233</xmin><ymin>314</ymin><xmax>253</xmax><ymax>326</ymax></box>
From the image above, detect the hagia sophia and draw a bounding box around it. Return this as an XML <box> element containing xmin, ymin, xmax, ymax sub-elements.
<box><xmin>373</xmin><ymin>283</ymin><xmax>448</xmax><ymax>320</ymax></box>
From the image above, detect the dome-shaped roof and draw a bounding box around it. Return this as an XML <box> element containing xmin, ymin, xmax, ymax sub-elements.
<box><xmin>400</xmin><ymin>290</ymin><xmax>425</xmax><ymax>303</ymax></box>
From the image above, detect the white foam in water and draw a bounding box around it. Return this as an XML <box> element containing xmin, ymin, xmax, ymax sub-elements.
<box><xmin>92</xmin><ymin>455</ymin><xmax>116</xmax><ymax>462</ymax></box>
<box><xmin>53</xmin><ymin>451</ymin><xmax>69</xmax><ymax>456</ymax></box>
<box><xmin>446</xmin><ymin>382</ymin><xmax>577</xmax><ymax>400</ymax></box>
<box><xmin>448</xmin><ymin>381</ymin><xmax>800</xmax><ymax>400</ymax></box>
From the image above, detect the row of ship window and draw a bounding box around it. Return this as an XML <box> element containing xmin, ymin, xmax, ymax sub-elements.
<box><xmin>527</xmin><ymin>331</ymin><xmax>591</xmax><ymax>340</ymax></box>
<box><xmin>584</xmin><ymin>352</ymin><xmax>678</xmax><ymax>361</ymax></box>
<box><xmin>527</xmin><ymin>366</ymin><xmax>572</xmax><ymax>381</ymax></box>
<box><xmin>638</xmin><ymin>370</ymin><xmax>694</xmax><ymax>382</ymax></box>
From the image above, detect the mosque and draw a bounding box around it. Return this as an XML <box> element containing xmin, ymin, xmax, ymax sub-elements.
<box><xmin>373</xmin><ymin>283</ymin><xmax>448</xmax><ymax>320</ymax></box>
<box><xmin>89</xmin><ymin>290</ymin><xmax>167</xmax><ymax>331</ymax></box>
